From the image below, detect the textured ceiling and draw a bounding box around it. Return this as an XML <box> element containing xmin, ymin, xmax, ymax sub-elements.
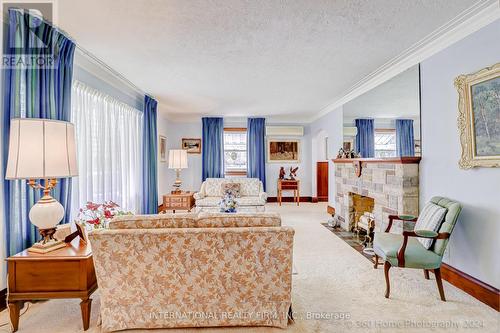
<box><xmin>58</xmin><ymin>0</ymin><xmax>478</xmax><ymax>121</ymax></box>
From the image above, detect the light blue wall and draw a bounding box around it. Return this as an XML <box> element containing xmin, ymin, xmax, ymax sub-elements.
<box><xmin>309</xmin><ymin>107</ymin><xmax>343</xmax><ymax>208</ymax></box>
<box><xmin>159</xmin><ymin>119</ymin><xmax>313</xmax><ymax>198</ymax></box>
<box><xmin>420</xmin><ymin>19</ymin><xmax>500</xmax><ymax>288</ymax></box>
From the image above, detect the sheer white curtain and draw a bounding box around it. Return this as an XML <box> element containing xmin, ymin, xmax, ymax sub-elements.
<box><xmin>70</xmin><ymin>81</ymin><xmax>143</xmax><ymax>217</ymax></box>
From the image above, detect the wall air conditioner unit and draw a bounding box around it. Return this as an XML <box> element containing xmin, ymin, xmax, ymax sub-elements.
<box><xmin>343</xmin><ymin>126</ymin><xmax>358</xmax><ymax>137</ymax></box>
<box><xmin>266</xmin><ymin>126</ymin><xmax>304</xmax><ymax>137</ymax></box>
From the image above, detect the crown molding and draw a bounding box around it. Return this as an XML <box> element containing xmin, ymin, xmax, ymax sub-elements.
<box><xmin>311</xmin><ymin>0</ymin><xmax>500</xmax><ymax>122</ymax></box>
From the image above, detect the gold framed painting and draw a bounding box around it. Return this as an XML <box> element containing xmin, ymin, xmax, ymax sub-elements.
<box><xmin>455</xmin><ymin>63</ymin><xmax>500</xmax><ymax>169</ymax></box>
<box><xmin>182</xmin><ymin>138</ymin><xmax>201</xmax><ymax>154</ymax></box>
<box><xmin>159</xmin><ymin>135</ymin><xmax>167</xmax><ymax>162</ymax></box>
<box><xmin>267</xmin><ymin>139</ymin><xmax>300</xmax><ymax>163</ymax></box>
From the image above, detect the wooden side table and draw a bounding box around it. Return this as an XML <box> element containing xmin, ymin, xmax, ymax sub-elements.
<box><xmin>162</xmin><ymin>191</ymin><xmax>195</xmax><ymax>213</ymax></box>
<box><xmin>6</xmin><ymin>238</ymin><xmax>97</xmax><ymax>332</ymax></box>
<box><xmin>277</xmin><ymin>179</ymin><xmax>300</xmax><ymax>206</ymax></box>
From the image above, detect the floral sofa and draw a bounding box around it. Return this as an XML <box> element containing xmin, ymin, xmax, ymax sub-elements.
<box><xmin>194</xmin><ymin>178</ymin><xmax>267</xmax><ymax>212</ymax></box>
<box><xmin>89</xmin><ymin>212</ymin><xmax>294</xmax><ymax>332</ymax></box>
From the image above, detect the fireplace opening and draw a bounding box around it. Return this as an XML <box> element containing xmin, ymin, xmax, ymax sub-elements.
<box><xmin>350</xmin><ymin>193</ymin><xmax>374</xmax><ymax>230</ymax></box>
<box><xmin>349</xmin><ymin>193</ymin><xmax>376</xmax><ymax>251</ymax></box>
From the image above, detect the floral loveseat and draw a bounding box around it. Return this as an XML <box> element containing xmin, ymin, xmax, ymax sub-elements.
<box><xmin>194</xmin><ymin>178</ymin><xmax>267</xmax><ymax>212</ymax></box>
<box><xmin>89</xmin><ymin>212</ymin><xmax>294</xmax><ymax>332</ymax></box>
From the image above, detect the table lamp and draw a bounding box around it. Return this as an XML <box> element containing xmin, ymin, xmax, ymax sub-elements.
<box><xmin>5</xmin><ymin>118</ymin><xmax>78</xmax><ymax>253</ymax></box>
<box><xmin>168</xmin><ymin>149</ymin><xmax>188</xmax><ymax>194</ymax></box>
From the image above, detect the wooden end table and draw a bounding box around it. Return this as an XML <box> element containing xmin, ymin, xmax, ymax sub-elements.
<box><xmin>162</xmin><ymin>191</ymin><xmax>195</xmax><ymax>213</ymax></box>
<box><xmin>277</xmin><ymin>179</ymin><xmax>300</xmax><ymax>206</ymax></box>
<box><xmin>6</xmin><ymin>238</ymin><xmax>97</xmax><ymax>332</ymax></box>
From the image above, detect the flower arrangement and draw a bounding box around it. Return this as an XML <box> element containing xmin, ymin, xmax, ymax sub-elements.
<box><xmin>219</xmin><ymin>193</ymin><xmax>238</xmax><ymax>213</ymax></box>
<box><xmin>77</xmin><ymin>201</ymin><xmax>131</xmax><ymax>229</ymax></box>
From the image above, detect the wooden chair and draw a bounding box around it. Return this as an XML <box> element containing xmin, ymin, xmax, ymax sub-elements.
<box><xmin>373</xmin><ymin>197</ymin><xmax>462</xmax><ymax>301</ymax></box>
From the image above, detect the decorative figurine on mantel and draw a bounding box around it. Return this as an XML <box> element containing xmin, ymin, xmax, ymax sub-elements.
<box><xmin>337</xmin><ymin>147</ymin><xmax>361</xmax><ymax>159</ymax></box>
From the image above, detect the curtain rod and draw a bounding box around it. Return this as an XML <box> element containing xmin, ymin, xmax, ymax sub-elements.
<box><xmin>75</xmin><ymin>44</ymin><xmax>148</xmax><ymax>97</ymax></box>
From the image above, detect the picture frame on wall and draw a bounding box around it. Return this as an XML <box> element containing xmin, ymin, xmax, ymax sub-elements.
<box><xmin>267</xmin><ymin>139</ymin><xmax>300</xmax><ymax>163</ymax></box>
<box><xmin>182</xmin><ymin>138</ymin><xmax>202</xmax><ymax>154</ymax></box>
<box><xmin>159</xmin><ymin>135</ymin><xmax>167</xmax><ymax>162</ymax></box>
<box><xmin>455</xmin><ymin>62</ymin><xmax>500</xmax><ymax>169</ymax></box>
<box><xmin>343</xmin><ymin>138</ymin><xmax>354</xmax><ymax>151</ymax></box>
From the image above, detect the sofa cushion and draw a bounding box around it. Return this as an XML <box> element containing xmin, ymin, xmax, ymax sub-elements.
<box><xmin>373</xmin><ymin>232</ymin><xmax>442</xmax><ymax>269</ymax></box>
<box><xmin>238</xmin><ymin>178</ymin><xmax>262</xmax><ymax>196</ymax></box>
<box><xmin>221</xmin><ymin>182</ymin><xmax>241</xmax><ymax>197</ymax></box>
<box><xmin>196</xmin><ymin>196</ymin><xmax>265</xmax><ymax>207</ymax></box>
<box><xmin>109</xmin><ymin>213</ymin><xmax>197</xmax><ymax>229</ymax></box>
<box><xmin>204</xmin><ymin>178</ymin><xmax>224</xmax><ymax>197</ymax></box>
<box><xmin>414</xmin><ymin>202</ymin><xmax>447</xmax><ymax>249</ymax></box>
<box><xmin>235</xmin><ymin>196</ymin><xmax>266</xmax><ymax>206</ymax></box>
<box><xmin>197</xmin><ymin>212</ymin><xmax>281</xmax><ymax>227</ymax></box>
<box><xmin>195</xmin><ymin>196</ymin><xmax>222</xmax><ymax>207</ymax></box>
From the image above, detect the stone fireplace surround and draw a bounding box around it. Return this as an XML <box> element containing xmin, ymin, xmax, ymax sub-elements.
<box><xmin>332</xmin><ymin>157</ymin><xmax>421</xmax><ymax>233</ymax></box>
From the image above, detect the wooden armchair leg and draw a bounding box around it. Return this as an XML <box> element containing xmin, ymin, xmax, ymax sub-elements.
<box><xmin>424</xmin><ymin>269</ymin><xmax>430</xmax><ymax>280</ymax></box>
<box><xmin>434</xmin><ymin>268</ymin><xmax>446</xmax><ymax>301</ymax></box>
<box><xmin>373</xmin><ymin>255</ymin><xmax>379</xmax><ymax>269</ymax></box>
<box><xmin>384</xmin><ymin>261</ymin><xmax>391</xmax><ymax>298</ymax></box>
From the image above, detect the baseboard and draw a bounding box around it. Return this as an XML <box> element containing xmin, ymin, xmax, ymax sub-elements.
<box><xmin>327</xmin><ymin>205</ymin><xmax>335</xmax><ymax>215</ymax></box>
<box><xmin>438</xmin><ymin>263</ymin><xmax>499</xmax><ymax>311</ymax></box>
<box><xmin>0</xmin><ymin>288</ymin><xmax>6</xmax><ymax>312</ymax></box>
<box><xmin>267</xmin><ymin>196</ymin><xmax>313</xmax><ymax>203</ymax></box>
<box><xmin>311</xmin><ymin>197</ymin><xmax>319</xmax><ymax>203</ymax></box>
<box><xmin>318</xmin><ymin>197</ymin><xmax>328</xmax><ymax>202</ymax></box>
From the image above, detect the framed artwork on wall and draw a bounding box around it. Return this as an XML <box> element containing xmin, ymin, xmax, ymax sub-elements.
<box><xmin>455</xmin><ymin>62</ymin><xmax>500</xmax><ymax>168</ymax></box>
<box><xmin>182</xmin><ymin>138</ymin><xmax>202</xmax><ymax>154</ymax></box>
<box><xmin>267</xmin><ymin>139</ymin><xmax>300</xmax><ymax>163</ymax></box>
<box><xmin>159</xmin><ymin>135</ymin><xmax>167</xmax><ymax>162</ymax></box>
<box><xmin>343</xmin><ymin>138</ymin><xmax>354</xmax><ymax>151</ymax></box>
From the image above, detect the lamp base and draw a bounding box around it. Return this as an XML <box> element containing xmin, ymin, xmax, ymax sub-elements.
<box><xmin>28</xmin><ymin>239</ymin><xmax>66</xmax><ymax>254</ymax></box>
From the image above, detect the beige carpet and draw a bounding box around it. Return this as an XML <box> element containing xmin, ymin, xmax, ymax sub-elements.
<box><xmin>0</xmin><ymin>203</ymin><xmax>498</xmax><ymax>333</ymax></box>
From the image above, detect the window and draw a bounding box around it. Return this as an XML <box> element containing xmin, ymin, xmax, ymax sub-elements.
<box><xmin>374</xmin><ymin>129</ymin><xmax>397</xmax><ymax>158</ymax></box>
<box><xmin>70</xmin><ymin>81</ymin><xmax>143</xmax><ymax>216</ymax></box>
<box><xmin>223</xmin><ymin>128</ymin><xmax>247</xmax><ymax>176</ymax></box>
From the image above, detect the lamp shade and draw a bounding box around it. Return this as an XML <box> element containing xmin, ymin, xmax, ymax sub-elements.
<box><xmin>5</xmin><ymin>118</ymin><xmax>78</xmax><ymax>179</ymax></box>
<box><xmin>168</xmin><ymin>149</ymin><xmax>188</xmax><ymax>169</ymax></box>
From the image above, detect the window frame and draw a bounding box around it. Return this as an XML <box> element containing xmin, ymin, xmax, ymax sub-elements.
<box><xmin>223</xmin><ymin>127</ymin><xmax>248</xmax><ymax>177</ymax></box>
<box><xmin>374</xmin><ymin>128</ymin><xmax>397</xmax><ymax>158</ymax></box>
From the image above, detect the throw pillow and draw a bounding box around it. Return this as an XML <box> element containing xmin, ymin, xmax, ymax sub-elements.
<box><xmin>414</xmin><ymin>202</ymin><xmax>448</xmax><ymax>249</ymax></box>
<box><xmin>221</xmin><ymin>182</ymin><xmax>241</xmax><ymax>198</ymax></box>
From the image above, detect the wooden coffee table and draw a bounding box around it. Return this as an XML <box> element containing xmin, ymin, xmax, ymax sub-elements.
<box><xmin>6</xmin><ymin>238</ymin><xmax>97</xmax><ymax>331</ymax></box>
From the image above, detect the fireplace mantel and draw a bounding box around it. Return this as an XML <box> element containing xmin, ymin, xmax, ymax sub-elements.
<box><xmin>332</xmin><ymin>157</ymin><xmax>421</xmax><ymax>164</ymax></box>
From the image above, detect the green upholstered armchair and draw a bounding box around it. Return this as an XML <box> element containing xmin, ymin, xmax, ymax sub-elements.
<box><xmin>373</xmin><ymin>197</ymin><xmax>462</xmax><ymax>301</ymax></box>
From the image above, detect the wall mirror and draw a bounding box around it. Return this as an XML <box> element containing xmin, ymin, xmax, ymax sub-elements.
<box><xmin>342</xmin><ymin>65</ymin><xmax>421</xmax><ymax>158</ymax></box>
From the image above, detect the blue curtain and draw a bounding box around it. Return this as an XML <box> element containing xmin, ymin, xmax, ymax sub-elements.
<box><xmin>202</xmin><ymin>117</ymin><xmax>224</xmax><ymax>180</ymax></box>
<box><xmin>247</xmin><ymin>118</ymin><xmax>266</xmax><ymax>190</ymax></box>
<box><xmin>355</xmin><ymin>119</ymin><xmax>375</xmax><ymax>158</ymax></box>
<box><xmin>396</xmin><ymin>119</ymin><xmax>415</xmax><ymax>157</ymax></box>
<box><xmin>142</xmin><ymin>95</ymin><xmax>158</xmax><ymax>214</ymax></box>
<box><xmin>2</xmin><ymin>9</ymin><xmax>75</xmax><ymax>255</ymax></box>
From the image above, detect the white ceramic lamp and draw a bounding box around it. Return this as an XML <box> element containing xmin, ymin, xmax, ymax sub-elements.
<box><xmin>6</xmin><ymin>118</ymin><xmax>78</xmax><ymax>253</ymax></box>
<box><xmin>168</xmin><ymin>149</ymin><xmax>188</xmax><ymax>193</ymax></box>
